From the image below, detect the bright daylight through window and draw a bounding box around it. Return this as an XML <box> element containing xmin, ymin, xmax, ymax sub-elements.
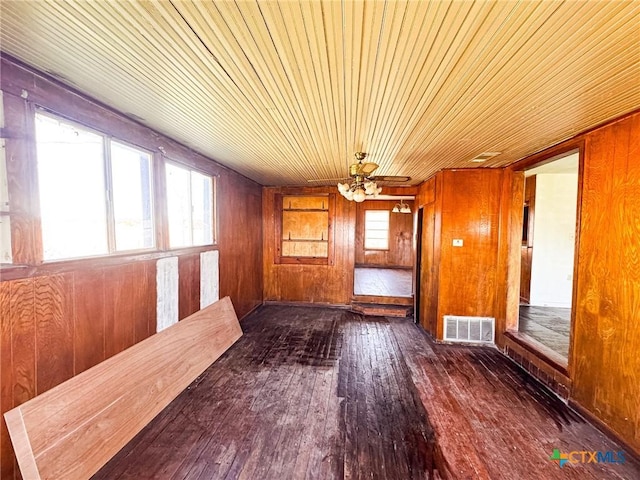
<box><xmin>364</xmin><ymin>210</ymin><xmax>390</xmax><ymax>250</ymax></box>
<box><xmin>35</xmin><ymin>112</ymin><xmax>154</xmax><ymax>261</ymax></box>
<box><xmin>166</xmin><ymin>162</ymin><xmax>214</xmax><ymax>248</ymax></box>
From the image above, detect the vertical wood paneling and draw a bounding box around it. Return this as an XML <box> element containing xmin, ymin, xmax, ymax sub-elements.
<box><xmin>355</xmin><ymin>200</ymin><xmax>414</xmax><ymax>267</ymax></box>
<box><xmin>436</xmin><ymin>170</ymin><xmax>503</xmax><ymax>337</ymax></box>
<box><xmin>34</xmin><ymin>273</ymin><xmax>74</xmax><ymax>394</ymax></box>
<box><xmin>503</xmin><ymin>171</ymin><xmax>524</xmax><ymax>335</ymax></box>
<box><xmin>104</xmin><ymin>265</ymin><xmax>136</xmax><ymax>359</ymax></box>
<box><xmin>418</xmin><ymin>202</ymin><xmax>437</xmax><ymax>335</ymax></box>
<box><xmin>0</xmin><ymin>281</ymin><xmax>13</xmax><ymax>480</ymax></box>
<box><xmin>0</xmin><ymin>55</ymin><xmax>264</xmax><ymax>479</ymax></box>
<box><xmin>217</xmin><ymin>170</ymin><xmax>263</xmax><ymax>318</ymax></box>
<box><xmin>572</xmin><ymin>112</ymin><xmax>640</xmax><ymax>454</ymax></box>
<box><xmin>263</xmin><ymin>186</ymin><xmax>354</xmax><ymax>305</ymax></box>
<box><xmin>73</xmin><ymin>269</ymin><xmax>106</xmax><ymax>374</ymax></box>
<box><xmin>10</xmin><ymin>279</ymin><xmax>36</xmax><ymax>408</ymax></box>
<box><xmin>133</xmin><ymin>260</ymin><xmax>156</xmax><ymax>344</ymax></box>
<box><xmin>178</xmin><ymin>254</ymin><xmax>200</xmax><ymax>320</ymax></box>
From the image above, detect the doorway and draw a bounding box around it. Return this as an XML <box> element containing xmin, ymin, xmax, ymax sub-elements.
<box><xmin>352</xmin><ymin>196</ymin><xmax>415</xmax><ymax>300</ymax></box>
<box><xmin>518</xmin><ymin>151</ymin><xmax>579</xmax><ymax>362</ymax></box>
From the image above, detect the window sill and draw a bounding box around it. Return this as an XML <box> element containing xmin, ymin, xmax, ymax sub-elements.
<box><xmin>0</xmin><ymin>245</ymin><xmax>218</xmax><ymax>281</ymax></box>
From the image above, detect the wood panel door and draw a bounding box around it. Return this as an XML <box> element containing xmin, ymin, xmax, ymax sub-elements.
<box><xmin>418</xmin><ymin>202</ymin><xmax>437</xmax><ymax>334</ymax></box>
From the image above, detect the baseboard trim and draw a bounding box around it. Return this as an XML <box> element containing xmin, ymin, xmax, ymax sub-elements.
<box><xmin>568</xmin><ymin>400</ymin><xmax>640</xmax><ymax>462</ymax></box>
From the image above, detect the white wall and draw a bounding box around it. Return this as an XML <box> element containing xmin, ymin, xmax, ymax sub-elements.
<box><xmin>529</xmin><ymin>173</ymin><xmax>578</xmax><ymax>307</ymax></box>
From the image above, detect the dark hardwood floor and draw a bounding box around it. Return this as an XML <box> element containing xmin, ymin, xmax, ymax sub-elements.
<box><xmin>94</xmin><ymin>305</ymin><xmax>639</xmax><ymax>480</ymax></box>
<box><xmin>519</xmin><ymin>305</ymin><xmax>571</xmax><ymax>357</ymax></box>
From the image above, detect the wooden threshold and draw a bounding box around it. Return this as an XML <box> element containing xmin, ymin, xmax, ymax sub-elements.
<box><xmin>504</xmin><ymin>330</ymin><xmax>569</xmax><ymax>375</ymax></box>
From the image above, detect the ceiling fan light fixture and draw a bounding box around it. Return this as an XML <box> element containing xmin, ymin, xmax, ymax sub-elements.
<box><xmin>392</xmin><ymin>198</ymin><xmax>411</xmax><ymax>214</ymax></box>
<box><xmin>352</xmin><ymin>188</ymin><xmax>367</xmax><ymax>203</ymax></box>
<box><xmin>337</xmin><ymin>152</ymin><xmax>386</xmax><ymax>201</ymax></box>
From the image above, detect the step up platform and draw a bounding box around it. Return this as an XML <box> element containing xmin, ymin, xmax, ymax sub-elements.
<box><xmin>351</xmin><ymin>302</ymin><xmax>414</xmax><ymax>318</ymax></box>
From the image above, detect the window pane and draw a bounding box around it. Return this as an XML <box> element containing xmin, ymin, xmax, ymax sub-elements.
<box><xmin>166</xmin><ymin>163</ymin><xmax>192</xmax><ymax>248</ymax></box>
<box><xmin>190</xmin><ymin>171</ymin><xmax>213</xmax><ymax>246</ymax></box>
<box><xmin>111</xmin><ymin>141</ymin><xmax>154</xmax><ymax>251</ymax></box>
<box><xmin>36</xmin><ymin>113</ymin><xmax>108</xmax><ymax>260</ymax></box>
<box><xmin>364</xmin><ymin>210</ymin><xmax>389</xmax><ymax>250</ymax></box>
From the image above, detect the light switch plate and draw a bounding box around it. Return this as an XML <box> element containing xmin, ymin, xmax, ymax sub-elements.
<box><xmin>453</xmin><ymin>239</ymin><xmax>463</xmax><ymax>247</ymax></box>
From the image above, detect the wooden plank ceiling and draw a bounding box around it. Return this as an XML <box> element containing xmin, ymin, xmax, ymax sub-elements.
<box><xmin>1</xmin><ymin>1</ymin><xmax>638</xmax><ymax>186</ymax></box>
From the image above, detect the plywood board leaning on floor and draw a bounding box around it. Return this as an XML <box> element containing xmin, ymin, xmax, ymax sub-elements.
<box><xmin>4</xmin><ymin>296</ymin><xmax>243</xmax><ymax>480</ymax></box>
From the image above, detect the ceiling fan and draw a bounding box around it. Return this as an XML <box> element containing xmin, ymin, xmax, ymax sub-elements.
<box><xmin>308</xmin><ymin>152</ymin><xmax>410</xmax><ymax>202</ymax></box>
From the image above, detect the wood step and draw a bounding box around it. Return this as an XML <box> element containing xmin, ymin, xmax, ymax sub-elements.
<box><xmin>350</xmin><ymin>303</ymin><xmax>414</xmax><ymax>318</ymax></box>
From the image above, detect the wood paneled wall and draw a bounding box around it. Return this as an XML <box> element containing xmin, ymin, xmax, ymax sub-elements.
<box><xmin>570</xmin><ymin>111</ymin><xmax>640</xmax><ymax>454</ymax></box>
<box><xmin>0</xmin><ymin>263</ymin><xmax>156</xmax><ymax>478</ymax></box>
<box><xmin>355</xmin><ymin>200</ymin><xmax>414</xmax><ymax>268</ymax></box>
<box><xmin>263</xmin><ymin>187</ymin><xmax>356</xmax><ymax>305</ymax></box>
<box><xmin>415</xmin><ymin>170</ymin><xmax>507</xmax><ymax>339</ymax></box>
<box><xmin>0</xmin><ymin>57</ymin><xmax>263</xmax><ymax>479</ymax></box>
<box><xmin>437</xmin><ymin>170</ymin><xmax>504</xmax><ymax>332</ymax></box>
<box><xmin>416</xmin><ymin>177</ymin><xmax>440</xmax><ymax>335</ymax></box>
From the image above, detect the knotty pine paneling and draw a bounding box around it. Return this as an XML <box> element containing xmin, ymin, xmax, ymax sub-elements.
<box><xmin>355</xmin><ymin>200</ymin><xmax>414</xmax><ymax>268</ymax></box>
<box><xmin>263</xmin><ymin>186</ymin><xmax>355</xmax><ymax>305</ymax></box>
<box><xmin>571</xmin><ymin>111</ymin><xmax>640</xmax><ymax>455</ymax></box>
<box><xmin>436</xmin><ymin>170</ymin><xmax>504</xmax><ymax>337</ymax></box>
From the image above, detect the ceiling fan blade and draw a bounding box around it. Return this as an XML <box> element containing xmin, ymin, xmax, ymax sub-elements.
<box><xmin>306</xmin><ymin>177</ymin><xmax>348</xmax><ymax>183</ymax></box>
<box><xmin>368</xmin><ymin>175</ymin><xmax>411</xmax><ymax>182</ymax></box>
<box><xmin>359</xmin><ymin>162</ymin><xmax>379</xmax><ymax>175</ymax></box>
<box><xmin>349</xmin><ymin>161</ymin><xmax>379</xmax><ymax>177</ymax></box>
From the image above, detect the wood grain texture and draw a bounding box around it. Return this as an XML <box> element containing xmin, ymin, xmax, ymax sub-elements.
<box><xmin>1</xmin><ymin>91</ymin><xmax>40</xmax><ymax>266</ymax></box>
<box><xmin>0</xmin><ymin>282</ymin><xmax>14</xmax><ymax>480</ymax></box>
<box><xmin>3</xmin><ymin>297</ymin><xmax>242</xmax><ymax>480</ymax></box>
<box><xmin>418</xmin><ymin>202</ymin><xmax>437</xmax><ymax>335</ymax></box>
<box><xmin>34</xmin><ymin>274</ymin><xmax>74</xmax><ymax>394</ymax></box>
<box><xmin>217</xmin><ymin>170</ymin><xmax>263</xmax><ymax>319</ymax></box>
<box><xmin>503</xmin><ymin>170</ymin><xmax>524</xmax><ymax>335</ymax></box>
<box><xmin>264</xmin><ymin>187</ymin><xmax>355</xmax><ymax>305</ymax></box>
<box><xmin>178</xmin><ymin>253</ymin><xmax>200</xmax><ymax>320</ymax></box>
<box><xmin>572</xmin><ymin>111</ymin><xmax>640</xmax><ymax>455</ymax></box>
<box><xmin>73</xmin><ymin>269</ymin><xmax>106</xmax><ymax>375</ymax></box>
<box><xmin>93</xmin><ymin>306</ymin><xmax>436</xmax><ymax>480</ymax></box>
<box><xmin>520</xmin><ymin>175</ymin><xmax>536</xmax><ymax>302</ymax></box>
<box><xmin>1</xmin><ymin>57</ymin><xmax>264</xmax><ymax>478</ymax></box>
<box><xmin>354</xmin><ymin>200</ymin><xmax>414</xmax><ymax>267</ymax></box>
<box><xmin>9</xmin><ymin>279</ymin><xmax>36</xmax><ymax>408</ymax></box>
<box><xmin>436</xmin><ymin>169</ymin><xmax>503</xmax><ymax>338</ymax></box>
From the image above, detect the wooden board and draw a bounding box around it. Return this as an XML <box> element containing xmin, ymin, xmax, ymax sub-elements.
<box><xmin>3</xmin><ymin>296</ymin><xmax>242</xmax><ymax>480</ymax></box>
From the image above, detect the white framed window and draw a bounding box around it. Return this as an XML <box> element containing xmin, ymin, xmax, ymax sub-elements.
<box><xmin>35</xmin><ymin>111</ymin><xmax>155</xmax><ymax>260</ymax></box>
<box><xmin>166</xmin><ymin>162</ymin><xmax>214</xmax><ymax>248</ymax></box>
<box><xmin>0</xmin><ymin>90</ymin><xmax>12</xmax><ymax>264</ymax></box>
<box><xmin>110</xmin><ymin>141</ymin><xmax>155</xmax><ymax>251</ymax></box>
<box><xmin>364</xmin><ymin>210</ymin><xmax>390</xmax><ymax>250</ymax></box>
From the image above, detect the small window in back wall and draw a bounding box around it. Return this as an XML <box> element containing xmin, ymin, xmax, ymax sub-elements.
<box><xmin>364</xmin><ymin>210</ymin><xmax>390</xmax><ymax>250</ymax></box>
